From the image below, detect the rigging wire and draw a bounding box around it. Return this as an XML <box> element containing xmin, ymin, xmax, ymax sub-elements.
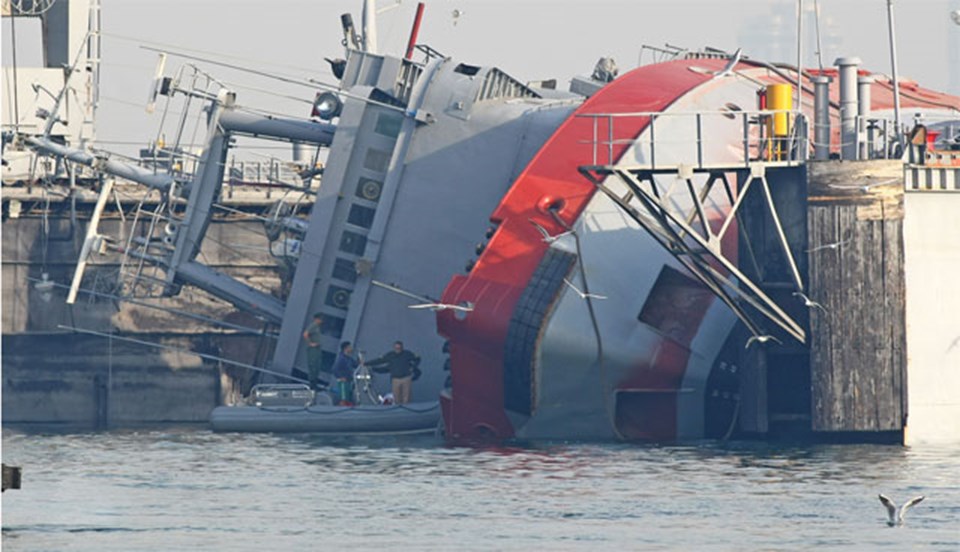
<box><xmin>138</xmin><ymin>45</ymin><xmax>408</xmax><ymax>114</ymax></box>
<box><xmin>218</xmin><ymin>79</ymin><xmax>315</xmax><ymax>107</ymax></box>
<box><xmin>27</xmin><ymin>276</ymin><xmax>279</xmax><ymax>337</ymax></box>
<box><xmin>813</xmin><ymin>0</ymin><xmax>824</xmax><ymax>71</ymax></box>
<box><xmin>9</xmin><ymin>6</ymin><xmax>21</xmax><ymax>133</ymax></box>
<box><xmin>100</xmin><ymin>31</ymin><xmax>336</xmax><ymax>79</ymax></box>
<box><xmin>59</xmin><ymin>324</ymin><xmax>306</xmax><ymax>384</ymax></box>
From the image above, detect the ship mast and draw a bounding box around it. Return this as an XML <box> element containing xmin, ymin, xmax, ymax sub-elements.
<box><xmin>886</xmin><ymin>0</ymin><xmax>903</xmax><ymax>147</ymax></box>
<box><xmin>361</xmin><ymin>0</ymin><xmax>378</xmax><ymax>53</ymax></box>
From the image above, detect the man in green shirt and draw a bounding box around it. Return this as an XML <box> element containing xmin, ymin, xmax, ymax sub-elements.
<box><xmin>302</xmin><ymin>313</ymin><xmax>325</xmax><ymax>390</ymax></box>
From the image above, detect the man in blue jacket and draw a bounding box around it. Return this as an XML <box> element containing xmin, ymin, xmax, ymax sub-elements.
<box><xmin>366</xmin><ymin>341</ymin><xmax>420</xmax><ymax>404</ymax></box>
<box><xmin>331</xmin><ymin>341</ymin><xmax>359</xmax><ymax>405</ymax></box>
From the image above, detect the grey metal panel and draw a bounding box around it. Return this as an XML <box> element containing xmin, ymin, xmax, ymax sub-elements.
<box><xmin>166</xmin><ymin>100</ymin><xmax>230</xmax><ymax>277</ymax></box>
<box><xmin>219</xmin><ymin>111</ymin><xmax>335</xmax><ymax>145</ymax></box>
<box><xmin>209</xmin><ymin>401</ymin><xmax>441</xmax><ymax>433</ymax></box>
<box><xmin>350</xmin><ymin>99</ymin><xmax>579</xmax><ymax>402</ymax></box>
<box><xmin>338</xmin><ymin>59</ymin><xmax>448</xmax><ymax>358</ymax></box>
<box><xmin>273</xmin><ymin>56</ymin><xmax>580</xmax><ymax>403</ymax></box>
<box><xmin>176</xmin><ymin>261</ymin><xmax>284</xmax><ymax>323</ymax></box>
<box><xmin>271</xmin><ymin>89</ymin><xmax>376</xmax><ymax>372</ymax></box>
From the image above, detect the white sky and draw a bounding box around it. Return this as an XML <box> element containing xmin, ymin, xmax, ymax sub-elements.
<box><xmin>5</xmin><ymin>0</ymin><xmax>960</xmax><ymax>156</ymax></box>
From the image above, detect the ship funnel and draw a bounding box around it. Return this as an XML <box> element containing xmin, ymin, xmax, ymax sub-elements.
<box><xmin>835</xmin><ymin>56</ymin><xmax>861</xmax><ymax>160</ymax></box>
<box><xmin>858</xmin><ymin>76</ymin><xmax>874</xmax><ymax>159</ymax></box>
<box><xmin>812</xmin><ymin>75</ymin><xmax>832</xmax><ymax>160</ymax></box>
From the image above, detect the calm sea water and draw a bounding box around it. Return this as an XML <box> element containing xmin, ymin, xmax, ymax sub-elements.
<box><xmin>2</xmin><ymin>428</ymin><xmax>958</xmax><ymax>551</ymax></box>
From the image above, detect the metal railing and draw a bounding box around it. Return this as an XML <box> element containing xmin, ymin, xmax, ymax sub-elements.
<box><xmin>576</xmin><ymin>109</ymin><xmax>809</xmax><ymax>170</ymax></box>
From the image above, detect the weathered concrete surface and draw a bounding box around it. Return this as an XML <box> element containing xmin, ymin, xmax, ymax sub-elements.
<box><xmin>903</xmin><ymin>187</ymin><xmax>960</xmax><ymax>445</ymax></box>
<box><xmin>2</xmin><ymin>196</ymin><xmax>285</xmax><ymax>426</ymax></box>
<box><xmin>2</xmin><ymin>333</ymin><xmax>219</xmax><ymax>425</ymax></box>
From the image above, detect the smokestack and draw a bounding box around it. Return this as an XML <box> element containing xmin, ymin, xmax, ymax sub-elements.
<box><xmin>812</xmin><ymin>75</ymin><xmax>832</xmax><ymax>160</ymax></box>
<box><xmin>857</xmin><ymin>76</ymin><xmax>873</xmax><ymax>159</ymax></box>
<box><xmin>835</xmin><ymin>56</ymin><xmax>861</xmax><ymax>160</ymax></box>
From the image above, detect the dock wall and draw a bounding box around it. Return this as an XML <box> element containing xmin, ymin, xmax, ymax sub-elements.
<box><xmin>2</xmin><ymin>194</ymin><xmax>282</xmax><ymax>428</ymax></box>
<box><xmin>806</xmin><ymin>160</ymin><xmax>906</xmax><ymax>435</ymax></box>
<box><xmin>903</xmin><ymin>188</ymin><xmax>960</xmax><ymax>444</ymax></box>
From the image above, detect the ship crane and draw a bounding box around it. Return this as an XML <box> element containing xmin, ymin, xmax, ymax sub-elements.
<box><xmin>26</xmin><ymin>58</ymin><xmax>338</xmax><ymax>324</ymax></box>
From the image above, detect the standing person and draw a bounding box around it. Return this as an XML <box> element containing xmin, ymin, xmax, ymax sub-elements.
<box><xmin>331</xmin><ymin>341</ymin><xmax>359</xmax><ymax>406</ymax></box>
<box><xmin>301</xmin><ymin>313</ymin><xmax>325</xmax><ymax>390</ymax></box>
<box><xmin>367</xmin><ymin>341</ymin><xmax>420</xmax><ymax>405</ymax></box>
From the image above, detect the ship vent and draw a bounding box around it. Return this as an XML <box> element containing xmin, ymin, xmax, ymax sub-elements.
<box><xmin>503</xmin><ymin>248</ymin><xmax>576</xmax><ymax>416</ymax></box>
<box><xmin>475</xmin><ymin>68</ymin><xmax>541</xmax><ymax>103</ymax></box>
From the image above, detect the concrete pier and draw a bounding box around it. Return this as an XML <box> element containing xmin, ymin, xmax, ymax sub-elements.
<box><xmin>903</xmin><ymin>167</ymin><xmax>960</xmax><ymax>444</ymax></box>
<box><xmin>2</xmin><ymin>183</ymin><xmax>287</xmax><ymax>427</ymax></box>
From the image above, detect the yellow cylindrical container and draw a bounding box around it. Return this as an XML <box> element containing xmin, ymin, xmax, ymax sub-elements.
<box><xmin>767</xmin><ymin>83</ymin><xmax>793</xmax><ymax>137</ymax></box>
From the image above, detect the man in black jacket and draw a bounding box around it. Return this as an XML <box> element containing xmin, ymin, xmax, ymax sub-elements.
<box><xmin>367</xmin><ymin>341</ymin><xmax>420</xmax><ymax>404</ymax></box>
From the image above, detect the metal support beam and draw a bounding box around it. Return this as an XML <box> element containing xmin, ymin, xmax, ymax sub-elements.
<box><xmin>579</xmin><ymin>165</ymin><xmax>806</xmax><ymax>343</ymax></box>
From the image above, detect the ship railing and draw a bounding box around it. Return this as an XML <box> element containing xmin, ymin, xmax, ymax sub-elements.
<box><xmin>899</xmin><ymin>113</ymin><xmax>960</xmax><ymax>192</ymax></box>
<box><xmin>850</xmin><ymin>115</ymin><xmax>898</xmax><ymax>161</ymax></box>
<box><xmin>849</xmin><ymin>112</ymin><xmax>960</xmax><ymax>162</ymax></box>
<box><xmin>576</xmin><ymin>109</ymin><xmax>808</xmax><ymax>171</ymax></box>
<box><xmin>134</xmin><ymin>153</ymin><xmax>313</xmax><ymax>202</ymax></box>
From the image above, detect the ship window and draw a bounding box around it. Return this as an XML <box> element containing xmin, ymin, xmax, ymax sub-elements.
<box><xmin>637</xmin><ymin>266</ymin><xmax>713</xmax><ymax>346</ymax></box>
<box><xmin>321</xmin><ymin>316</ymin><xmax>345</xmax><ymax>338</ymax></box>
<box><xmin>355</xmin><ymin>177</ymin><xmax>382</xmax><ymax>202</ymax></box>
<box><xmin>347</xmin><ymin>204</ymin><xmax>377</xmax><ymax>229</ymax></box>
<box><xmin>454</xmin><ymin>63</ymin><xmax>481</xmax><ymax>76</ymax></box>
<box><xmin>325</xmin><ymin>285</ymin><xmax>352</xmax><ymax>310</ymax></box>
<box><xmin>363</xmin><ymin>148</ymin><xmax>391</xmax><ymax>173</ymax></box>
<box><xmin>339</xmin><ymin>230</ymin><xmax>367</xmax><ymax>256</ymax></box>
<box><xmin>374</xmin><ymin>112</ymin><xmax>403</xmax><ymax>138</ymax></box>
<box><xmin>332</xmin><ymin>258</ymin><xmax>358</xmax><ymax>283</ymax></box>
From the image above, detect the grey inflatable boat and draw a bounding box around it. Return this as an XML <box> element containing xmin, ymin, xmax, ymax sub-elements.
<box><xmin>209</xmin><ymin>384</ymin><xmax>441</xmax><ymax>434</ymax></box>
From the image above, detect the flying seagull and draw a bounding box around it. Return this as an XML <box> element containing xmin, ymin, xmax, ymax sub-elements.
<box><xmin>745</xmin><ymin>334</ymin><xmax>782</xmax><ymax>350</ymax></box>
<box><xmin>713</xmin><ymin>48</ymin><xmax>743</xmax><ymax>78</ymax></box>
<box><xmin>563</xmin><ymin>278</ymin><xmax>607</xmax><ymax>300</ymax></box>
<box><xmin>829</xmin><ymin>177</ymin><xmax>900</xmax><ymax>193</ymax></box>
<box><xmin>806</xmin><ymin>238</ymin><xmax>851</xmax><ymax>253</ymax></box>
<box><xmin>878</xmin><ymin>494</ymin><xmax>924</xmax><ymax>527</ymax></box>
<box><xmin>793</xmin><ymin>291</ymin><xmax>827</xmax><ymax>314</ymax></box>
<box><xmin>529</xmin><ymin>219</ymin><xmax>574</xmax><ymax>244</ymax></box>
<box><xmin>408</xmin><ymin>302</ymin><xmax>474</xmax><ymax>313</ymax></box>
<box><xmin>947</xmin><ymin>336</ymin><xmax>960</xmax><ymax>354</ymax></box>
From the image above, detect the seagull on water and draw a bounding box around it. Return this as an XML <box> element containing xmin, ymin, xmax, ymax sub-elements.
<box><xmin>793</xmin><ymin>291</ymin><xmax>827</xmax><ymax>314</ymax></box>
<box><xmin>712</xmin><ymin>48</ymin><xmax>743</xmax><ymax>78</ymax></box>
<box><xmin>878</xmin><ymin>494</ymin><xmax>924</xmax><ymax>527</ymax></box>
<box><xmin>408</xmin><ymin>302</ymin><xmax>474</xmax><ymax>313</ymax></box>
<box><xmin>529</xmin><ymin>219</ymin><xmax>574</xmax><ymax>244</ymax></box>
<box><xmin>744</xmin><ymin>334</ymin><xmax>781</xmax><ymax>349</ymax></box>
<box><xmin>806</xmin><ymin>238</ymin><xmax>851</xmax><ymax>253</ymax></box>
<box><xmin>563</xmin><ymin>278</ymin><xmax>607</xmax><ymax>300</ymax></box>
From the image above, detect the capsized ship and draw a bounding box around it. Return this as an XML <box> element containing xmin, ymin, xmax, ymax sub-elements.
<box><xmin>437</xmin><ymin>55</ymin><xmax>960</xmax><ymax>442</ymax></box>
<box><xmin>17</xmin><ymin>1</ymin><xmax>960</xmax><ymax>439</ymax></box>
